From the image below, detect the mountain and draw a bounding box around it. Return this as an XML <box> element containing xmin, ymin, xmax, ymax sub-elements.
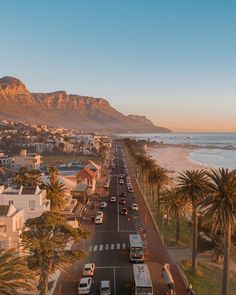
<box><xmin>0</xmin><ymin>76</ymin><xmax>171</xmax><ymax>133</ymax></box>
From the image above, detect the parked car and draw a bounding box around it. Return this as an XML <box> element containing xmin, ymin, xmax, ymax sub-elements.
<box><xmin>99</xmin><ymin>280</ymin><xmax>111</xmax><ymax>295</ymax></box>
<box><xmin>120</xmin><ymin>208</ymin><xmax>128</xmax><ymax>215</ymax></box>
<box><xmin>131</xmin><ymin>203</ymin><xmax>139</xmax><ymax>211</ymax></box>
<box><xmin>119</xmin><ymin>179</ymin><xmax>124</xmax><ymax>184</ymax></box>
<box><xmin>110</xmin><ymin>196</ymin><xmax>116</xmax><ymax>203</ymax></box>
<box><xmin>82</xmin><ymin>263</ymin><xmax>96</xmax><ymax>277</ymax></box>
<box><xmin>119</xmin><ymin>198</ymin><xmax>126</xmax><ymax>205</ymax></box>
<box><xmin>95</xmin><ymin>216</ymin><xmax>103</xmax><ymax>224</ymax></box>
<box><xmin>96</xmin><ymin>211</ymin><xmax>104</xmax><ymax>218</ymax></box>
<box><xmin>100</xmin><ymin>202</ymin><xmax>107</xmax><ymax>208</ymax></box>
<box><xmin>128</xmin><ymin>187</ymin><xmax>133</xmax><ymax>193</ymax></box>
<box><xmin>78</xmin><ymin>277</ymin><xmax>92</xmax><ymax>294</ymax></box>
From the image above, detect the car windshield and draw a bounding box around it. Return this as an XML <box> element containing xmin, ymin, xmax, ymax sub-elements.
<box><xmin>101</xmin><ymin>287</ymin><xmax>110</xmax><ymax>291</ymax></box>
<box><xmin>80</xmin><ymin>283</ymin><xmax>88</xmax><ymax>288</ymax></box>
<box><xmin>84</xmin><ymin>268</ymin><xmax>91</xmax><ymax>271</ymax></box>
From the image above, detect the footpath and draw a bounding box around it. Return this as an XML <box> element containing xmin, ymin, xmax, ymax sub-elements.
<box><xmin>125</xmin><ymin>153</ymin><xmax>189</xmax><ymax>295</ymax></box>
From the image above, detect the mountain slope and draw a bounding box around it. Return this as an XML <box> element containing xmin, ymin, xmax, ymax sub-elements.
<box><xmin>0</xmin><ymin>76</ymin><xmax>171</xmax><ymax>133</ymax></box>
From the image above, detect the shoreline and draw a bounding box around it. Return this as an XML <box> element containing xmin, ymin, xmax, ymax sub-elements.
<box><xmin>147</xmin><ymin>146</ymin><xmax>213</xmax><ymax>181</ymax></box>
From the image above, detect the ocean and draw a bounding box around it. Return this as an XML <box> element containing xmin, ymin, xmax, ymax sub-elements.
<box><xmin>118</xmin><ymin>133</ymin><xmax>236</xmax><ymax>169</ymax></box>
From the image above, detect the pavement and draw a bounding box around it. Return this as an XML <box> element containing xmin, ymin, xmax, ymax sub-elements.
<box><xmin>53</xmin><ymin>142</ymin><xmax>189</xmax><ymax>295</ymax></box>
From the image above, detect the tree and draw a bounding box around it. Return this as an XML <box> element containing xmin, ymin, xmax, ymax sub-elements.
<box><xmin>177</xmin><ymin>169</ymin><xmax>209</xmax><ymax>273</ymax></box>
<box><xmin>21</xmin><ymin>211</ymin><xmax>88</xmax><ymax>295</ymax></box>
<box><xmin>13</xmin><ymin>168</ymin><xmax>42</xmax><ymax>187</ymax></box>
<box><xmin>160</xmin><ymin>188</ymin><xmax>190</xmax><ymax>243</ymax></box>
<box><xmin>0</xmin><ymin>248</ymin><xmax>35</xmax><ymax>295</ymax></box>
<box><xmin>44</xmin><ymin>179</ymin><xmax>66</xmax><ymax>211</ymax></box>
<box><xmin>200</xmin><ymin>168</ymin><xmax>236</xmax><ymax>295</ymax></box>
<box><xmin>48</xmin><ymin>167</ymin><xmax>59</xmax><ymax>185</ymax></box>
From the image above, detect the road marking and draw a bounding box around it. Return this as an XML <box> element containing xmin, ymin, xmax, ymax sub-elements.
<box><xmin>99</xmin><ymin>244</ymin><xmax>103</xmax><ymax>251</ymax></box>
<box><xmin>93</xmin><ymin>245</ymin><xmax>98</xmax><ymax>252</ymax></box>
<box><xmin>111</xmin><ymin>244</ymin><xmax>115</xmax><ymax>250</ymax></box>
<box><xmin>105</xmin><ymin>244</ymin><xmax>109</xmax><ymax>250</ymax></box>
<box><xmin>117</xmin><ymin>243</ymin><xmax>120</xmax><ymax>250</ymax></box>
<box><xmin>113</xmin><ymin>267</ymin><xmax>116</xmax><ymax>295</ymax></box>
<box><xmin>122</xmin><ymin>243</ymin><xmax>126</xmax><ymax>249</ymax></box>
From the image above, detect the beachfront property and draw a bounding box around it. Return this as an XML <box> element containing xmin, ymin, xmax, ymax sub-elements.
<box><xmin>85</xmin><ymin>160</ymin><xmax>102</xmax><ymax>179</ymax></box>
<box><xmin>0</xmin><ymin>185</ymin><xmax>50</xmax><ymax>221</ymax></box>
<box><xmin>76</xmin><ymin>167</ymin><xmax>97</xmax><ymax>194</ymax></box>
<box><xmin>0</xmin><ymin>202</ymin><xmax>24</xmax><ymax>251</ymax></box>
<box><xmin>12</xmin><ymin>149</ymin><xmax>41</xmax><ymax>170</ymax></box>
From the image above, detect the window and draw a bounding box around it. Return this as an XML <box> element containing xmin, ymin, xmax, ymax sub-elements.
<box><xmin>0</xmin><ymin>225</ymin><xmax>7</xmax><ymax>232</ymax></box>
<box><xmin>29</xmin><ymin>200</ymin><xmax>36</xmax><ymax>210</ymax></box>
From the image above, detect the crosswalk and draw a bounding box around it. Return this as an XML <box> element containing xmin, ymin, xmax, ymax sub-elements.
<box><xmin>89</xmin><ymin>243</ymin><xmax>129</xmax><ymax>252</ymax></box>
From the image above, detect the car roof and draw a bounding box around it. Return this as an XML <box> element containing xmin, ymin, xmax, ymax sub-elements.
<box><xmin>84</xmin><ymin>263</ymin><xmax>94</xmax><ymax>268</ymax></box>
<box><xmin>100</xmin><ymin>280</ymin><xmax>110</xmax><ymax>287</ymax></box>
<box><xmin>80</xmin><ymin>277</ymin><xmax>91</xmax><ymax>283</ymax></box>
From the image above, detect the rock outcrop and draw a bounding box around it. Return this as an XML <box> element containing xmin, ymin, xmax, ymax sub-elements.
<box><xmin>0</xmin><ymin>76</ymin><xmax>171</xmax><ymax>133</ymax></box>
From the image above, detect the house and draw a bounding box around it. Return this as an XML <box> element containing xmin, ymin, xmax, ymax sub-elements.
<box><xmin>85</xmin><ymin>160</ymin><xmax>102</xmax><ymax>179</ymax></box>
<box><xmin>0</xmin><ymin>203</ymin><xmax>24</xmax><ymax>251</ymax></box>
<box><xmin>0</xmin><ymin>153</ymin><xmax>13</xmax><ymax>168</ymax></box>
<box><xmin>13</xmin><ymin>149</ymin><xmax>41</xmax><ymax>170</ymax></box>
<box><xmin>76</xmin><ymin>167</ymin><xmax>96</xmax><ymax>195</ymax></box>
<box><xmin>0</xmin><ymin>185</ymin><xmax>50</xmax><ymax>221</ymax></box>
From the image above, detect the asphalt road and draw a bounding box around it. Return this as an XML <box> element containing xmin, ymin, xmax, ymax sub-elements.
<box><xmin>54</xmin><ymin>142</ymin><xmax>188</xmax><ymax>295</ymax></box>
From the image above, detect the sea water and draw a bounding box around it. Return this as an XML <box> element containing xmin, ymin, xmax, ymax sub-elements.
<box><xmin>118</xmin><ymin>133</ymin><xmax>236</xmax><ymax>169</ymax></box>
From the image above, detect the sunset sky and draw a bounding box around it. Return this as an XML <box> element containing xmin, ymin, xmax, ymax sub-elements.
<box><xmin>1</xmin><ymin>0</ymin><xmax>236</xmax><ymax>132</ymax></box>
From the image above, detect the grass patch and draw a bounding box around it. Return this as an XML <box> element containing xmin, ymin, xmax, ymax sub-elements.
<box><xmin>147</xmin><ymin>198</ymin><xmax>192</xmax><ymax>247</ymax></box>
<box><xmin>181</xmin><ymin>260</ymin><xmax>236</xmax><ymax>295</ymax></box>
<box><xmin>41</xmin><ymin>154</ymin><xmax>102</xmax><ymax>165</ymax></box>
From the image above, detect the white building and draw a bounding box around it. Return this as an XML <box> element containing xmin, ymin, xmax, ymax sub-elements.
<box><xmin>13</xmin><ymin>149</ymin><xmax>41</xmax><ymax>170</ymax></box>
<box><xmin>0</xmin><ymin>185</ymin><xmax>50</xmax><ymax>221</ymax></box>
<box><xmin>0</xmin><ymin>203</ymin><xmax>24</xmax><ymax>251</ymax></box>
<box><xmin>0</xmin><ymin>153</ymin><xmax>13</xmax><ymax>168</ymax></box>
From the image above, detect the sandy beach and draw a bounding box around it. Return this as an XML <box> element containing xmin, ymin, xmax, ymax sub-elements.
<box><xmin>148</xmin><ymin>146</ymin><xmax>212</xmax><ymax>180</ymax></box>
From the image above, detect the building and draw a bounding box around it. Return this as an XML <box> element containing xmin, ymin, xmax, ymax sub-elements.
<box><xmin>0</xmin><ymin>153</ymin><xmax>13</xmax><ymax>168</ymax></box>
<box><xmin>13</xmin><ymin>149</ymin><xmax>41</xmax><ymax>170</ymax></box>
<box><xmin>76</xmin><ymin>167</ymin><xmax>96</xmax><ymax>194</ymax></box>
<box><xmin>0</xmin><ymin>203</ymin><xmax>24</xmax><ymax>250</ymax></box>
<box><xmin>85</xmin><ymin>160</ymin><xmax>102</xmax><ymax>179</ymax></box>
<box><xmin>0</xmin><ymin>185</ymin><xmax>50</xmax><ymax>221</ymax></box>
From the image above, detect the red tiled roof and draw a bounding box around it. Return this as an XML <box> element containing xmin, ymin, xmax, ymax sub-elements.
<box><xmin>76</xmin><ymin>167</ymin><xmax>96</xmax><ymax>179</ymax></box>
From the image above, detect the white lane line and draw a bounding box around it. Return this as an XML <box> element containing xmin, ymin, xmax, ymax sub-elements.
<box><xmin>122</xmin><ymin>243</ymin><xmax>126</xmax><ymax>249</ymax></box>
<box><xmin>113</xmin><ymin>267</ymin><xmax>116</xmax><ymax>295</ymax></box>
<box><xmin>99</xmin><ymin>244</ymin><xmax>103</xmax><ymax>251</ymax></box>
<box><xmin>93</xmin><ymin>245</ymin><xmax>98</xmax><ymax>252</ymax></box>
<box><xmin>105</xmin><ymin>244</ymin><xmax>109</xmax><ymax>250</ymax></box>
<box><xmin>111</xmin><ymin>244</ymin><xmax>115</xmax><ymax>250</ymax></box>
<box><xmin>117</xmin><ymin>243</ymin><xmax>120</xmax><ymax>250</ymax></box>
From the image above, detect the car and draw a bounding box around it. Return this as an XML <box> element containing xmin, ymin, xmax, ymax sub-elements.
<box><xmin>131</xmin><ymin>203</ymin><xmax>139</xmax><ymax>211</ymax></box>
<box><xmin>78</xmin><ymin>277</ymin><xmax>92</xmax><ymax>294</ymax></box>
<box><xmin>100</xmin><ymin>202</ymin><xmax>107</xmax><ymax>208</ymax></box>
<box><xmin>119</xmin><ymin>179</ymin><xmax>124</xmax><ymax>184</ymax></box>
<box><xmin>120</xmin><ymin>192</ymin><xmax>126</xmax><ymax>197</ymax></box>
<box><xmin>95</xmin><ymin>215</ymin><xmax>103</xmax><ymax>224</ymax></box>
<box><xmin>99</xmin><ymin>280</ymin><xmax>111</xmax><ymax>295</ymax></box>
<box><xmin>110</xmin><ymin>196</ymin><xmax>116</xmax><ymax>203</ymax></box>
<box><xmin>120</xmin><ymin>207</ymin><xmax>128</xmax><ymax>215</ymax></box>
<box><xmin>128</xmin><ymin>187</ymin><xmax>133</xmax><ymax>193</ymax></box>
<box><xmin>119</xmin><ymin>174</ymin><xmax>123</xmax><ymax>178</ymax></box>
<box><xmin>96</xmin><ymin>211</ymin><xmax>104</xmax><ymax>218</ymax></box>
<box><xmin>119</xmin><ymin>198</ymin><xmax>126</xmax><ymax>205</ymax></box>
<box><xmin>82</xmin><ymin>263</ymin><xmax>95</xmax><ymax>277</ymax></box>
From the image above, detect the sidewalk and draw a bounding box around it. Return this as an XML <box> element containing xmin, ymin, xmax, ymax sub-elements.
<box><xmin>125</xmin><ymin>153</ymin><xmax>189</xmax><ymax>295</ymax></box>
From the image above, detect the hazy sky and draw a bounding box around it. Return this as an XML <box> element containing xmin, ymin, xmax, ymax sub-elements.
<box><xmin>1</xmin><ymin>0</ymin><xmax>236</xmax><ymax>132</ymax></box>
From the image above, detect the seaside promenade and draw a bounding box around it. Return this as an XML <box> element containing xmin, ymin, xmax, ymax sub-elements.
<box><xmin>125</xmin><ymin>151</ymin><xmax>189</xmax><ymax>295</ymax></box>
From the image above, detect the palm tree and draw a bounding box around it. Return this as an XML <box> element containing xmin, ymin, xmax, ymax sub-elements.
<box><xmin>48</xmin><ymin>167</ymin><xmax>59</xmax><ymax>185</ymax></box>
<box><xmin>200</xmin><ymin>168</ymin><xmax>236</xmax><ymax>295</ymax></box>
<box><xmin>177</xmin><ymin>169</ymin><xmax>209</xmax><ymax>273</ymax></box>
<box><xmin>160</xmin><ymin>188</ymin><xmax>190</xmax><ymax>243</ymax></box>
<box><xmin>0</xmin><ymin>248</ymin><xmax>35</xmax><ymax>295</ymax></box>
<box><xmin>44</xmin><ymin>179</ymin><xmax>66</xmax><ymax>211</ymax></box>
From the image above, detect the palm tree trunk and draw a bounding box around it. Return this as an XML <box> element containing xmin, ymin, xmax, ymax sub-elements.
<box><xmin>39</xmin><ymin>272</ymin><xmax>49</xmax><ymax>295</ymax></box>
<box><xmin>222</xmin><ymin>225</ymin><xmax>231</xmax><ymax>295</ymax></box>
<box><xmin>192</xmin><ymin>206</ymin><xmax>198</xmax><ymax>273</ymax></box>
<box><xmin>176</xmin><ymin>211</ymin><xmax>180</xmax><ymax>243</ymax></box>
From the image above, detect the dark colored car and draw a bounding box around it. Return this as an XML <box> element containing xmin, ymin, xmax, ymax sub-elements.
<box><xmin>119</xmin><ymin>198</ymin><xmax>126</xmax><ymax>205</ymax></box>
<box><xmin>120</xmin><ymin>208</ymin><xmax>128</xmax><ymax>215</ymax></box>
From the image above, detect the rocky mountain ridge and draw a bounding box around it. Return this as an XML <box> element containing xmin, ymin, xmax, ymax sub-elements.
<box><xmin>0</xmin><ymin>76</ymin><xmax>171</xmax><ymax>133</ymax></box>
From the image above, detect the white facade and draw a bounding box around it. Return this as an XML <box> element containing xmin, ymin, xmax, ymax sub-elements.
<box><xmin>0</xmin><ymin>153</ymin><xmax>12</xmax><ymax>168</ymax></box>
<box><xmin>0</xmin><ymin>203</ymin><xmax>24</xmax><ymax>251</ymax></box>
<box><xmin>0</xmin><ymin>185</ymin><xmax>50</xmax><ymax>221</ymax></box>
<box><xmin>13</xmin><ymin>149</ymin><xmax>41</xmax><ymax>170</ymax></box>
